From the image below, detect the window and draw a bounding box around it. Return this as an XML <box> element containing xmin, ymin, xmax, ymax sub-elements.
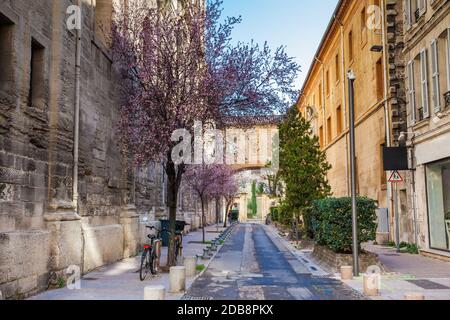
<box><xmin>406</xmin><ymin>0</ymin><xmax>426</xmax><ymax>27</ymax></box>
<box><xmin>336</xmin><ymin>105</ymin><xmax>342</xmax><ymax>135</ymax></box>
<box><xmin>0</xmin><ymin>13</ymin><xmax>14</xmax><ymax>93</ymax></box>
<box><xmin>327</xmin><ymin>116</ymin><xmax>332</xmax><ymax>143</ymax></box>
<box><xmin>426</xmin><ymin>158</ymin><xmax>450</xmax><ymax>252</ymax></box>
<box><xmin>418</xmin><ymin>0</ymin><xmax>427</xmax><ymax>16</ymax></box>
<box><xmin>326</xmin><ymin>70</ymin><xmax>330</xmax><ymax>96</ymax></box>
<box><xmin>348</xmin><ymin>31</ymin><xmax>354</xmax><ymax>62</ymax></box>
<box><xmin>319</xmin><ymin>84</ymin><xmax>323</xmax><ymax>107</ymax></box>
<box><xmin>335</xmin><ymin>53</ymin><xmax>340</xmax><ymax>83</ymax></box>
<box><xmin>430</xmin><ymin>39</ymin><xmax>440</xmax><ymax>112</ymax></box>
<box><xmin>420</xmin><ymin>49</ymin><xmax>430</xmax><ymax>118</ymax></box>
<box><xmin>361</xmin><ymin>7</ymin><xmax>367</xmax><ymax>46</ymax></box>
<box><xmin>376</xmin><ymin>58</ymin><xmax>384</xmax><ymax>100</ymax></box>
<box><xmin>319</xmin><ymin>126</ymin><xmax>324</xmax><ymax>148</ymax></box>
<box><xmin>380</xmin><ymin>143</ymin><xmax>387</xmax><ymax>185</ymax></box>
<box><xmin>28</xmin><ymin>39</ymin><xmax>45</xmax><ymax>109</ymax></box>
<box><xmin>407</xmin><ymin>60</ymin><xmax>416</xmax><ymax>122</ymax></box>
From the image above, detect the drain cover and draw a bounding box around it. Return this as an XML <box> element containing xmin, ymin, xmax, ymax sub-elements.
<box><xmin>407</xmin><ymin>280</ymin><xmax>450</xmax><ymax>290</ymax></box>
<box><xmin>181</xmin><ymin>295</ymin><xmax>213</xmax><ymax>300</ymax></box>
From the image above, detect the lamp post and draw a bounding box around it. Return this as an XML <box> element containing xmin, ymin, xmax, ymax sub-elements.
<box><xmin>347</xmin><ymin>69</ymin><xmax>359</xmax><ymax>277</ymax></box>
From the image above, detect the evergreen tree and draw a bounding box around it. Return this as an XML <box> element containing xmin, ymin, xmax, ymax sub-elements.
<box><xmin>278</xmin><ymin>106</ymin><xmax>331</xmax><ymax>236</ymax></box>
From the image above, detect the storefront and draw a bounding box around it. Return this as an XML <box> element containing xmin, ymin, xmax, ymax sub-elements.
<box><xmin>426</xmin><ymin>158</ymin><xmax>450</xmax><ymax>252</ymax></box>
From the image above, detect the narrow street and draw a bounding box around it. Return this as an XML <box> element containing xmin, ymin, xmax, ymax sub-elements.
<box><xmin>186</xmin><ymin>223</ymin><xmax>365</xmax><ymax>300</ymax></box>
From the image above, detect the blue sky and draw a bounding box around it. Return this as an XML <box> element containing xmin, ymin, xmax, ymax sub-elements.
<box><xmin>222</xmin><ymin>0</ymin><xmax>339</xmax><ymax>90</ymax></box>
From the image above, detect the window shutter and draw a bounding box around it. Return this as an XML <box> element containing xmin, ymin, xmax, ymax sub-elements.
<box><xmin>406</xmin><ymin>0</ymin><xmax>412</xmax><ymax>27</ymax></box>
<box><xmin>430</xmin><ymin>39</ymin><xmax>441</xmax><ymax>112</ymax></box>
<box><xmin>420</xmin><ymin>49</ymin><xmax>430</xmax><ymax>118</ymax></box>
<box><xmin>408</xmin><ymin>61</ymin><xmax>416</xmax><ymax>123</ymax></box>
<box><xmin>447</xmin><ymin>28</ymin><xmax>450</xmax><ymax>91</ymax></box>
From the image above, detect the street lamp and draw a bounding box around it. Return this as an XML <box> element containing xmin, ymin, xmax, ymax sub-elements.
<box><xmin>347</xmin><ymin>69</ymin><xmax>359</xmax><ymax>277</ymax></box>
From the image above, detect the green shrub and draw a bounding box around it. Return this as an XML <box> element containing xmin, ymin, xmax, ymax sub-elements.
<box><xmin>311</xmin><ymin>197</ymin><xmax>378</xmax><ymax>254</ymax></box>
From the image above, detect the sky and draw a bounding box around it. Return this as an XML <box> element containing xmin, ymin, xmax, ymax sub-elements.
<box><xmin>222</xmin><ymin>0</ymin><xmax>339</xmax><ymax>91</ymax></box>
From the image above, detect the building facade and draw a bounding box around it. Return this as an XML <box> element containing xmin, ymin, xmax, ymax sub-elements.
<box><xmin>402</xmin><ymin>0</ymin><xmax>450</xmax><ymax>258</ymax></box>
<box><xmin>298</xmin><ymin>0</ymin><xmax>400</xmax><ymax>219</ymax></box>
<box><xmin>0</xmin><ymin>0</ymin><xmax>197</xmax><ymax>299</ymax></box>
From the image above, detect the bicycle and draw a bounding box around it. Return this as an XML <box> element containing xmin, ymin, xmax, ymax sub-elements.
<box><xmin>164</xmin><ymin>229</ymin><xmax>184</xmax><ymax>263</ymax></box>
<box><xmin>139</xmin><ymin>226</ymin><xmax>162</xmax><ymax>281</ymax></box>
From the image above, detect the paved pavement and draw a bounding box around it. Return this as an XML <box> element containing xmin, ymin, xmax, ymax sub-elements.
<box><xmin>29</xmin><ymin>225</ymin><xmax>225</xmax><ymax>300</ymax></box>
<box><xmin>186</xmin><ymin>223</ymin><xmax>365</xmax><ymax>300</ymax></box>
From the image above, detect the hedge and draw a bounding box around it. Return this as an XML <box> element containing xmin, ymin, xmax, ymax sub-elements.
<box><xmin>310</xmin><ymin>197</ymin><xmax>377</xmax><ymax>254</ymax></box>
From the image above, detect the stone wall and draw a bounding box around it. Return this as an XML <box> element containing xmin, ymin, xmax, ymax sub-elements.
<box><xmin>312</xmin><ymin>245</ymin><xmax>382</xmax><ymax>274</ymax></box>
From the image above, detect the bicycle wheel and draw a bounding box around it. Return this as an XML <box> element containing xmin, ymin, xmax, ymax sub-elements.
<box><xmin>139</xmin><ymin>249</ymin><xmax>151</xmax><ymax>281</ymax></box>
<box><xmin>150</xmin><ymin>251</ymin><xmax>158</xmax><ymax>275</ymax></box>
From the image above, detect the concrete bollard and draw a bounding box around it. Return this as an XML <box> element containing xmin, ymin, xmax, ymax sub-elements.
<box><xmin>144</xmin><ymin>286</ymin><xmax>166</xmax><ymax>300</ymax></box>
<box><xmin>404</xmin><ymin>293</ymin><xmax>425</xmax><ymax>300</ymax></box>
<box><xmin>363</xmin><ymin>273</ymin><xmax>380</xmax><ymax>296</ymax></box>
<box><xmin>170</xmin><ymin>266</ymin><xmax>186</xmax><ymax>293</ymax></box>
<box><xmin>0</xmin><ymin>290</ymin><xmax>3</xmax><ymax>300</ymax></box>
<box><xmin>340</xmin><ymin>266</ymin><xmax>353</xmax><ymax>280</ymax></box>
<box><xmin>184</xmin><ymin>256</ymin><xmax>198</xmax><ymax>277</ymax></box>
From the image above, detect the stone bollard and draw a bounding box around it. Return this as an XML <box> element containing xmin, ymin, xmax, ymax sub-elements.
<box><xmin>340</xmin><ymin>266</ymin><xmax>353</xmax><ymax>280</ymax></box>
<box><xmin>404</xmin><ymin>293</ymin><xmax>425</xmax><ymax>300</ymax></box>
<box><xmin>144</xmin><ymin>286</ymin><xmax>166</xmax><ymax>300</ymax></box>
<box><xmin>170</xmin><ymin>266</ymin><xmax>186</xmax><ymax>293</ymax></box>
<box><xmin>363</xmin><ymin>273</ymin><xmax>380</xmax><ymax>296</ymax></box>
<box><xmin>184</xmin><ymin>256</ymin><xmax>197</xmax><ymax>277</ymax></box>
<box><xmin>0</xmin><ymin>290</ymin><xmax>3</xmax><ymax>300</ymax></box>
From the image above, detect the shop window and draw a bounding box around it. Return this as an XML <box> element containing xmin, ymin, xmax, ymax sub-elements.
<box><xmin>28</xmin><ymin>39</ymin><xmax>45</xmax><ymax>109</ymax></box>
<box><xmin>0</xmin><ymin>13</ymin><xmax>14</xmax><ymax>93</ymax></box>
<box><xmin>426</xmin><ymin>158</ymin><xmax>450</xmax><ymax>251</ymax></box>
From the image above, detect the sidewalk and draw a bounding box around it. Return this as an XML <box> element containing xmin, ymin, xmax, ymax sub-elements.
<box><xmin>267</xmin><ymin>223</ymin><xmax>450</xmax><ymax>300</ymax></box>
<box><xmin>341</xmin><ymin>244</ymin><xmax>450</xmax><ymax>300</ymax></box>
<box><xmin>29</xmin><ymin>225</ymin><xmax>226</xmax><ymax>300</ymax></box>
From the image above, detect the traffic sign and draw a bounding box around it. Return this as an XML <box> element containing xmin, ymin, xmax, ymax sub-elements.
<box><xmin>388</xmin><ymin>171</ymin><xmax>403</xmax><ymax>183</ymax></box>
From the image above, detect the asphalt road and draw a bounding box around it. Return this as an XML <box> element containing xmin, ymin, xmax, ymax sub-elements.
<box><xmin>186</xmin><ymin>223</ymin><xmax>365</xmax><ymax>300</ymax></box>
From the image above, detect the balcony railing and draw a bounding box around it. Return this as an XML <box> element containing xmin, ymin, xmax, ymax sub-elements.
<box><xmin>445</xmin><ymin>91</ymin><xmax>450</xmax><ymax>108</ymax></box>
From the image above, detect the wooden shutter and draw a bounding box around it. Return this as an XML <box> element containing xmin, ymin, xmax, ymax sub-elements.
<box><xmin>430</xmin><ymin>39</ymin><xmax>440</xmax><ymax>112</ymax></box>
<box><xmin>407</xmin><ymin>61</ymin><xmax>416</xmax><ymax>123</ymax></box>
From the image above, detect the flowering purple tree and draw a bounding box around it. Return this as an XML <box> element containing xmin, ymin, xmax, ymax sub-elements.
<box><xmin>111</xmin><ymin>0</ymin><xmax>299</xmax><ymax>266</ymax></box>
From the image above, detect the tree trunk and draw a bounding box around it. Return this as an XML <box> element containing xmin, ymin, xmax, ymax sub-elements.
<box><xmin>165</xmin><ymin>158</ymin><xmax>184</xmax><ymax>267</ymax></box>
<box><xmin>215</xmin><ymin>197</ymin><xmax>220</xmax><ymax>225</ymax></box>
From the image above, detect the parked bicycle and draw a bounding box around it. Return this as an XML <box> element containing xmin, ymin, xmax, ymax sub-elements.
<box><xmin>165</xmin><ymin>228</ymin><xmax>185</xmax><ymax>262</ymax></box>
<box><xmin>139</xmin><ymin>226</ymin><xmax>162</xmax><ymax>281</ymax></box>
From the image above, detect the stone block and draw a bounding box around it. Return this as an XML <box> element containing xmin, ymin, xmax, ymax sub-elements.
<box><xmin>82</xmin><ymin>224</ymin><xmax>124</xmax><ymax>273</ymax></box>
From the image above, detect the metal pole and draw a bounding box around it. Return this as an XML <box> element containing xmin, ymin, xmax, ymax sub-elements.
<box><xmin>394</xmin><ymin>182</ymin><xmax>401</xmax><ymax>252</ymax></box>
<box><xmin>347</xmin><ymin>70</ymin><xmax>359</xmax><ymax>276</ymax></box>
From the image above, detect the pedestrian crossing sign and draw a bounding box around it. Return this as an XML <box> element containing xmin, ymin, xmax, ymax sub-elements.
<box><xmin>388</xmin><ymin>171</ymin><xmax>403</xmax><ymax>183</ymax></box>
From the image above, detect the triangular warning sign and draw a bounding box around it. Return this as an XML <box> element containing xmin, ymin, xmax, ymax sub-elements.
<box><xmin>388</xmin><ymin>171</ymin><xmax>403</xmax><ymax>183</ymax></box>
